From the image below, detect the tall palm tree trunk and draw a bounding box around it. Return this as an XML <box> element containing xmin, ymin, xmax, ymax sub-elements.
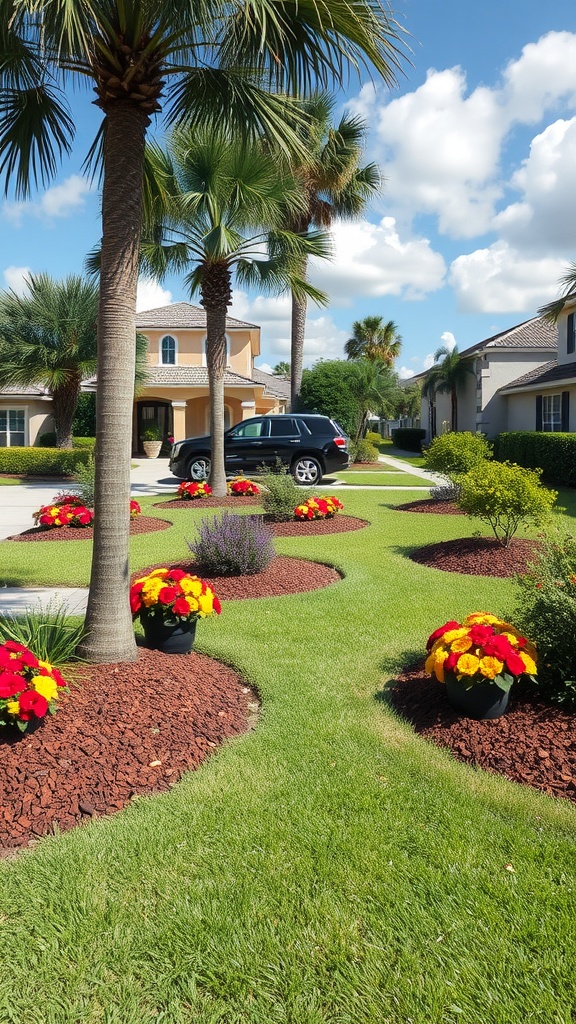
<box><xmin>203</xmin><ymin>267</ymin><xmax>231</xmax><ymax>497</ymax></box>
<box><xmin>80</xmin><ymin>102</ymin><xmax>149</xmax><ymax>663</ymax></box>
<box><xmin>52</xmin><ymin>378</ymin><xmax>81</xmax><ymax>448</ymax></box>
<box><xmin>290</xmin><ymin>282</ymin><xmax>308</xmax><ymax>410</ymax></box>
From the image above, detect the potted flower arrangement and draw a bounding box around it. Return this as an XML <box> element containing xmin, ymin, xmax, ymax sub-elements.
<box><xmin>141</xmin><ymin>426</ymin><xmax>163</xmax><ymax>458</ymax></box>
<box><xmin>227</xmin><ymin>475</ymin><xmax>260</xmax><ymax>496</ymax></box>
<box><xmin>177</xmin><ymin>481</ymin><xmax>212</xmax><ymax>500</ymax></box>
<box><xmin>130</xmin><ymin>567</ymin><xmax>221</xmax><ymax>653</ymax></box>
<box><xmin>425</xmin><ymin>611</ymin><xmax>537</xmax><ymax>719</ymax></box>
<box><xmin>0</xmin><ymin>640</ymin><xmax>68</xmax><ymax>733</ymax></box>
<box><xmin>294</xmin><ymin>496</ymin><xmax>344</xmax><ymax>521</ymax></box>
<box><xmin>33</xmin><ymin>501</ymin><xmax>93</xmax><ymax>528</ymax></box>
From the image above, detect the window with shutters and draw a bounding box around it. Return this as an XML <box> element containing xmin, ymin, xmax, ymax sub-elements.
<box><xmin>542</xmin><ymin>394</ymin><xmax>562</xmax><ymax>432</ymax></box>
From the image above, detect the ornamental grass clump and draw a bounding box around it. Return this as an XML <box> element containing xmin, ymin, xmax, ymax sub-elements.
<box><xmin>260</xmin><ymin>467</ymin><xmax>312</xmax><ymax>522</ymax></box>
<box><xmin>457</xmin><ymin>461</ymin><xmax>557</xmax><ymax>547</ymax></box>
<box><xmin>0</xmin><ymin>640</ymin><xmax>69</xmax><ymax>732</ymax></box>
<box><xmin>425</xmin><ymin>612</ymin><xmax>537</xmax><ymax>694</ymax></box>
<box><xmin>187</xmin><ymin>512</ymin><xmax>275</xmax><ymax>576</ymax></box>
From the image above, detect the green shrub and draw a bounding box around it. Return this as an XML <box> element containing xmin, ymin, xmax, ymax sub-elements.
<box><xmin>0</xmin><ymin>599</ymin><xmax>86</xmax><ymax>666</ymax></box>
<box><xmin>365</xmin><ymin>431</ymin><xmax>383</xmax><ymax>447</ymax></box>
<box><xmin>36</xmin><ymin>432</ymin><xmax>95</xmax><ymax>450</ymax></box>
<box><xmin>187</xmin><ymin>512</ymin><xmax>275</xmax><ymax>575</ymax></box>
<box><xmin>494</xmin><ymin>431</ymin><xmax>576</xmax><ymax>486</ymax></box>
<box><xmin>72</xmin><ymin>392</ymin><xmax>96</xmax><ymax>437</ymax></box>
<box><xmin>0</xmin><ymin>447</ymin><xmax>92</xmax><ymax>477</ymax></box>
<box><xmin>260</xmin><ymin>466</ymin><xmax>312</xmax><ymax>521</ymax></box>
<box><xmin>514</xmin><ymin>528</ymin><xmax>576</xmax><ymax>707</ymax></box>
<box><xmin>390</xmin><ymin>427</ymin><xmax>425</xmax><ymax>452</ymax></box>
<box><xmin>72</xmin><ymin>436</ymin><xmax>97</xmax><ymax>450</ymax></box>
<box><xmin>423</xmin><ymin>431</ymin><xmax>492</xmax><ymax>480</ymax></box>
<box><xmin>351</xmin><ymin>439</ymin><xmax>379</xmax><ymax>463</ymax></box>
<box><xmin>458</xmin><ymin>460</ymin><xmax>557</xmax><ymax>547</ymax></box>
<box><xmin>69</xmin><ymin>455</ymin><xmax>95</xmax><ymax>506</ymax></box>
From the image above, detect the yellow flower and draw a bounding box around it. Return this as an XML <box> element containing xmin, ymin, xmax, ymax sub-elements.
<box><xmin>425</xmin><ymin>652</ymin><xmax>437</xmax><ymax>676</ymax></box>
<box><xmin>463</xmin><ymin>612</ymin><xmax>502</xmax><ymax>626</ymax></box>
<box><xmin>38</xmin><ymin>659</ymin><xmax>53</xmax><ymax>673</ymax></box>
<box><xmin>443</xmin><ymin>627</ymin><xmax>469</xmax><ymax>643</ymax></box>
<box><xmin>456</xmin><ymin>653</ymin><xmax>481</xmax><ymax>676</ymax></box>
<box><xmin>501</xmin><ymin>632</ymin><xmax>520</xmax><ymax>647</ymax></box>
<box><xmin>185</xmin><ymin>596</ymin><xmax>199</xmax><ymax>614</ymax></box>
<box><xmin>33</xmin><ymin>675</ymin><xmax>59</xmax><ymax>702</ymax></box>
<box><xmin>6</xmin><ymin>700</ymin><xmax>19</xmax><ymax>715</ymax></box>
<box><xmin>148</xmin><ymin>568</ymin><xmax>169</xmax><ymax>578</ymax></box>
<box><xmin>519</xmin><ymin>652</ymin><xmax>537</xmax><ymax>675</ymax></box>
<box><xmin>450</xmin><ymin>636</ymin><xmax>473</xmax><ymax>653</ymax></box>
<box><xmin>198</xmin><ymin>593</ymin><xmax>214</xmax><ymax>616</ymax></box>
<box><xmin>425</xmin><ymin>649</ymin><xmax>448</xmax><ymax>682</ymax></box>
<box><xmin>479</xmin><ymin>656</ymin><xmax>504</xmax><ymax>680</ymax></box>
<box><xmin>180</xmin><ymin>578</ymin><xmax>202</xmax><ymax>597</ymax></box>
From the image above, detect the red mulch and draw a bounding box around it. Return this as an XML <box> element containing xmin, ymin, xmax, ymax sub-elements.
<box><xmin>0</xmin><ymin>648</ymin><xmax>256</xmax><ymax>851</ymax></box>
<box><xmin>409</xmin><ymin>536</ymin><xmax>540</xmax><ymax>578</ymax></box>
<box><xmin>9</xmin><ymin>516</ymin><xmax>172</xmax><ymax>542</ymax></box>
<box><xmin>396</xmin><ymin>499</ymin><xmax>462</xmax><ymax>514</ymax></box>
<box><xmin>266</xmin><ymin>515</ymin><xmax>368</xmax><ymax>537</ymax></box>
<box><xmin>132</xmin><ymin>555</ymin><xmax>341</xmax><ymax>600</ymax></box>
<box><xmin>154</xmin><ymin>496</ymin><xmax>261</xmax><ymax>509</ymax></box>
<box><xmin>387</xmin><ymin>665</ymin><xmax>576</xmax><ymax>803</ymax></box>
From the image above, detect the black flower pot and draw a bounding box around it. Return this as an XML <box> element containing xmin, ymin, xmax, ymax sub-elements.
<box><xmin>445</xmin><ymin>674</ymin><xmax>510</xmax><ymax>720</ymax></box>
<box><xmin>140</xmin><ymin>614</ymin><xmax>197</xmax><ymax>654</ymax></box>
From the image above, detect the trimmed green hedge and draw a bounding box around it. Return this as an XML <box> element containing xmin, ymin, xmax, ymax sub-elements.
<box><xmin>36</xmin><ymin>432</ymin><xmax>96</xmax><ymax>449</ymax></box>
<box><xmin>391</xmin><ymin>427</ymin><xmax>426</xmax><ymax>452</ymax></box>
<box><xmin>0</xmin><ymin>447</ymin><xmax>92</xmax><ymax>477</ymax></box>
<box><xmin>493</xmin><ymin>432</ymin><xmax>576</xmax><ymax>486</ymax></box>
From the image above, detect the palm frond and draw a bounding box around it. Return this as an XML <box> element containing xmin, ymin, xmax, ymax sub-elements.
<box><xmin>0</xmin><ymin>82</ymin><xmax>74</xmax><ymax>198</ymax></box>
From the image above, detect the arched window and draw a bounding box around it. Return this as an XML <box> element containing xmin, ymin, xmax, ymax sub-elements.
<box><xmin>160</xmin><ymin>335</ymin><xmax>177</xmax><ymax>365</ymax></box>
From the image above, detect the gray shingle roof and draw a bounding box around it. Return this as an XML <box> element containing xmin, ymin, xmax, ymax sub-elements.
<box><xmin>500</xmin><ymin>359</ymin><xmax>576</xmax><ymax>392</ymax></box>
<box><xmin>147</xmin><ymin>366</ymin><xmax>256</xmax><ymax>387</ymax></box>
<box><xmin>252</xmin><ymin>366</ymin><xmax>290</xmax><ymax>399</ymax></box>
<box><xmin>0</xmin><ymin>384</ymin><xmax>50</xmax><ymax>397</ymax></box>
<box><xmin>458</xmin><ymin>315</ymin><xmax>557</xmax><ymax>358</ymax></box>
<box><xmin>136</xmin><ymin>302</ymin><xmax>258</xmax><ymax>330</ymax></box>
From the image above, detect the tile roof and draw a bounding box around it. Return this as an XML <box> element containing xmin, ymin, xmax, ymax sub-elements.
<box><xmin>0</xmin><ymin>384</ymin><xmax>50</xmax><ymax>397</ymax></box>
<box><xmin>252</xmin><ymin>366</ymin><xmax>290</xmax><ymax>399</ymax></box>
<box><xmin>458</xmin><ymin>315</ymin><xmax>557</xmax><ymax>358</ymax></box>
<box><xmin>136</xmin><ymin>302</ymin><xmax>258</xmax><ymax>330</ymax></box>
<box><xmin>500</xmin><ymin>359</ymin><xmax>576</xmax><ymax>392</ymax></box>
<box><xmin>147</xmin><ymin>366</ymin><xmax>257</xmax><ymax>387</ymax></box>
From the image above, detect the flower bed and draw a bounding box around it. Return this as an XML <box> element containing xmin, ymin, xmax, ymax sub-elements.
<box><xmin>177</xmin><ymin>481</ymin><xmax>212</xmax><ymax>500</ymax></box>
<box><xmin>227</xmin><ymin>476</ymin><xmax>260</xmax><ymax>496</ymax></box>
<box><xmin>294</xmin><ymin>496</ymin><xmax>344</xmax><ymax>521</ymax></box>
<box><xmin>33</xmin><ymin>501</ymin><xmax>93</xmax><ymax>529</ymax></box>
<box><xmin>0</xmin><ymin>641</ymin><xmax>68</xmax><ymax>733</ymax></box>
<box><xmin>130</xmin><ymin>567</ymin><xmax>221</xmax><ymax>622</ymax></box>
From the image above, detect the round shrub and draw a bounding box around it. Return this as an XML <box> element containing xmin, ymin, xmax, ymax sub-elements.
<box><xmin>458</xmin><ymin>461</ymin><xmax>557</xmax><ymax>547</ymax></box>
<box><xmin>352</xmin><ymin>439</ymin><xmax>379</xmax><ymax>463</ymax></box>
<box><xmin>187</xmin><ymin>512</ymin><xmax>275</xmax><ymax>575</ymax></box>
<box><xmin>424</xmin><ymin>431</ymin><xmax>492</xmax><ymax>480</ymax></box>
<box><xmin>260</xmin><ymin>469</ymin><xmax>311</xmax><ymax>522</ymax></box>
<box><xmin>365</xmin><ymin>431</ymin><xmax>382</xmax><ymax>447</ymax></box>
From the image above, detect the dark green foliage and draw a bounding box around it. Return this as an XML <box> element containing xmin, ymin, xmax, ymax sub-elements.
<box><xmin>72</xmin><ymin>393</ymin><xmax>96</xmax><ymax>437</ymax></box>
<box><xmin>515</xmin><ymin>529</ymin><xmax>576</xmax><ymax>707</ymax></box>
<box><xmin>260</xmin><ymin>467</ymin><xmax>312</xmax><ymax>521</ymax></box>
<box><xmin>391</xmin><ymin>427</ymin><xmax>426</xmax><ymax>451</ymax></box>
<box><xmin>0</xmin><ymin>447</ymin><xmax>91</xmax><ymax>476</ymax></box>
<box><xmin>187</xmin><ymin>512</ymin><xmax>275</xmax><ymax>576</ymax></box>
<box><xmin>494</xmin><ymin>432</ymin><xmax>576</xmax><ymax>486</ymax></box>
<box><xmin>298</xmin><ymin>360</ymin><xmax>362</xmax><ymax>437</ymax></box>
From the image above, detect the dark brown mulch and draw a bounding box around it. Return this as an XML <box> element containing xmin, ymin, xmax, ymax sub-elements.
<box><xmin>154</xmin><ymin>495</ymin><xmax>261</xmax><ymax>509</ymax></box>
<box><xmin>409</xmin><ymin>536</ymin><xmax>540</xmax><ymax>578</ymax></box>
<box><xmin>388</xmin><ymin>665</ymin><xmax>576</xmax><ymax>803</ymax></box>
<box><xmin>396</xmin><ymin>498</ymin><xmax>462</xmax><ymax>514</ymax></box>
<box><xmin>0</xmin><ymin>648</ymin><xmax>256</xmax><ymax>851</ymax></box>
<box><xmin>9</xmin><ymin>516</ymin><xmax>172</xmax><ymax>542</ymax></box>
<box><xmin>265</xmin><ymin>515</ymin><xmax>368</xmax><ymax>537</ymax></box>
<box><xmin>132</xmin><ymin>555</ymin><xmax>341</xmax><ymax>600</ymax></box>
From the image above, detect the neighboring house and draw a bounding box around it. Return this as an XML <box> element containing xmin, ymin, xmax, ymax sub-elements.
<box><xmin>499</xmin><ymin>295</ymin><xmax>576</xmax><ymax>432</ymax></box>
<box><xmin>419</xmin><ymin>315</ymin><xmax>557</xmax><ymax>440</ymax></box>
<box><xmin>0</xmin><ymin>302</ymin><xmax>290</xmax><ymax>449</ymax></box>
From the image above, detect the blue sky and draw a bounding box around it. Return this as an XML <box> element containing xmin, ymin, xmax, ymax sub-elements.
<box><xmin>1</xmin><ymin>0</ymin><xmax>576</xmax><ymax>377</ymax></box>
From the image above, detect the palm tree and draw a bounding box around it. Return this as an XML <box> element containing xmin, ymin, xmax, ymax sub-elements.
<box><xmin>283</xmin><ymin>94</ymin><xmax>382</xmax><ymax>409</ymax></box>
<box><xmin>345</xmin><ymin>316</ymin><xmax>402</xmax><ymax>364</ymax></box>
<box><xmin>273</xmin><ymin>361</ymin><xmax>291</xmax><ymax>378</ymax></box>
<box><xmin>141</xmin><ymin>130</ymin><xmax>329</xmax><ymax>496</ymax></box>
<box><xmin>539</xmin><ymin>262</ymin><xmax>576</xmax><ymax>321</ymax></box>
<box><xmin>348</xmin><ymin>358</ymin><xmax>398</xmax><ymax>441</ymax></box>
<box><xmin>0</xmin><ymin>274</ymin><xmax>98</xmax><ymax>448</ymax></box>
<box><xmin>422</xmin><ymin>345</ymin><xmax>474</xmax><ymax>433</ymax></box>
<box><xmin>2</xmin><ymin>2</ymin><xmax>405</xmax><ymax>664</ymax></box>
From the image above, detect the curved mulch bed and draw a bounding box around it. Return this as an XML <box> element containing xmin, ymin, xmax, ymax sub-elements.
<box><xmin>409</xmin><ymin>536</ymin><xmax>540</xmax><ymax>578</ymax></box>
<box><xmin>132</xmin><ymin>555</ymin><xmax>341</xmax><ymax>600</ymax></box>
<box><xmin>0</xmin><ymin>648</ymin><xmax>256</xmax><ymax>851</ymax></box>
<box><xmin>9</xmin><ymin>515</ymin><xmax>172</xmax><ymax>542</ymax></box>
<box><xmin>154</xmin><ymin>495</ymin><xmax>261</xmax><ymax>510</ymax></box>
<box><xmin>388</xmin><ymin>666</ymin><xmax>576</xmax><ymax>803</ymax></box>
<box><xmin>396</xmin><ymin>499</ymin><xmax>461</xmax><ymax>514</ymax></box>
<box><xmin>266</xmin><ymin>515</ymin><xmax>368</xmax><ymax>537</ymax></box>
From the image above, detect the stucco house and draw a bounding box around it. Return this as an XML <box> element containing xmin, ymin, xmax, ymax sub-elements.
<box><xmin>0</xmin><ymin>302</ymin><xmax>289</xmax><ymax>449</ymax></box>
<box><xmin>419</xmin><ymin>315</ymin><xmax>557</xmax><ymax>440</ymax></box>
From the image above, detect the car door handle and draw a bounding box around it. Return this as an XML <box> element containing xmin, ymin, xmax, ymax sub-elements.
<box><xmin>252</xmin><ymin>440</ymin><xmax>262</xmax><ymax>445</ymax></box>
<box><xmin>289</xmin><ymin>439</ymin><xmax>299</xmax><ymax>443</ymax></box>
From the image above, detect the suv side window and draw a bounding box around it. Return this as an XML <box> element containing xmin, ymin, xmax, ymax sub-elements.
<box><xmin>269</xmin><ymin>418</ymin><xmax>300</xmax><ymax>437</ymax></box>
<box><xmin>230</xmin><ymin>419</ymin><xmax>268</xmax><ymax>438</ymax></box>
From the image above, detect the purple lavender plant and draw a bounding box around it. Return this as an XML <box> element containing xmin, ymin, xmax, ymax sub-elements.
<box><xmin>187</xmin><ymin>512</ymin><xmax>275</xmax><ymax>575</ymax></box>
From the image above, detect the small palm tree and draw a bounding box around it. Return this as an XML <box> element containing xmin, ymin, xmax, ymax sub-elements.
<box><xmin>283</xmin><ymin>94</ymin><xmax>382</xmax><ymax>408</ymax></box>
<box><xmin>141</xmin><ymin>130</ymin><xmax>330</xmax><ymax>495</ymax></box>
<box><xmin>348</xmin><ymin>358</ymin><xmax>398</xmax><ymax>441</ymax></box>
<box><xmin>0</xmin><ymin>273</ymin><xmax>98</xmax><ymax>448</ymax></box>
<box><xmin>273</xmin><ymin>361</ymin><xmax>291</xmax><ymax>377</ymax></box>
<box><xmin>422</xmin><ymin>345</ymin><xmax>474</xmax><ymax>433</ymax></box>
<box><xmin>345</xmin><ymin>316</ymin><xmax>402</xmax><ymax>364</ymax></box>
<box><xmin>539</xmin><ymin>262</ymin><xmax>576</xmax><ymax>321</ymax></box>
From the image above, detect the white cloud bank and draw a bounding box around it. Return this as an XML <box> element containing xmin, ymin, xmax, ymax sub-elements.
<box><xmin>2</xmin><ymin>265</ymin><xmax>31</xmax><ymax>295</ymax></box>
<box><xmin>3</xmin><ymin>175</ymin><xmax>93</xmax><ymax>226</ymax></box>
<box><xmin>136</xmin><ymin>278</ymin><xmax>172</xmax><ymax>312</ymax></box>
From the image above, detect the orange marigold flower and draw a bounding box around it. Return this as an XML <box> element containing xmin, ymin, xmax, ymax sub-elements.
<box><xmin>455</xmin><ymin>653</ymin><xmax>481</xmax><ymax>676</ymax></box>
<box><xmin>478</xmin><ymin>656</ymin><xmax>504</xmax><ymax>680</ymax></box>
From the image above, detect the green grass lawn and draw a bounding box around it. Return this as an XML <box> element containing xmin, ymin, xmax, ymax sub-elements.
<box><xmin>0</xmin><ymin>491</ymin><xmax>575</xmax><ymax>1023</ymax></box>
<box><xmin>377</xmin><ymin>441</ymin><xmax>427</xmax><ymax>467</ymax></box>
<box><xmin>0</xmin><ymin>474</ymin><xmax>25</xmax><ymax>485</ymax></box>
<box><xmin>337</xmin><ymin>471</ymin><xmax>430</xmax><ymax>487</ymax></box>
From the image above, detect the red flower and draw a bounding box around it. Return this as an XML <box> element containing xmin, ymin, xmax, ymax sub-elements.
<box><xmin>158</xmin><ymin>586</ymin><xmax>178</xmax><ymax>605</ymax></box>
<box><xmin>0</xmin><ymin>672</ymin><xmax>25</xmax><ymax>698</ymax></box>
<box><xmin>51</xmin><ymin>668</ymin><xmax>67</xmax><ymax>688</ymax></box>
<box><xmin>173</xmin><ymin>597</ymin><xmax>190</xmax><ymax>616</ymax></box>
<box><xmin>444</xmin><ymin>651</ymin><xmax>460</xmax><ymax>672</ymax></box>
<box><xmin>213</xmin><ymin>596</ymin><xmax>222</xmax><ymax>615</ymax></box>
<box><xmin>168</xmin><ymin>569</ymin><xmax>187</xmax><ymax>582</ymax></box>
<box><xmin>426</xmin><ymin>621</ymin><xmax>460</xmax><ymax>651</ymax></box>
<box><xmin>505</xmin><ymin>650</ymin><xmax>527</xmax><ymax>676</ymax></box>
<box><xmin>18</xmin><ymin>689</ymin><xmax>49</xmax><ymax>720</ymax></box>
<box><xmin>130</xmin><ymin>592</ymin><xmax>142</xmax><ymax>613</ymax></box>
<box><xmin>482</xmin><ymin>634</ymin><xmax>514</xmax><ymax>660</ymax></box>
<box><xmin>0</xmin><ymin>649</ymin><xmax>22</xmax><ymax>672</ymax></box>
<box><xmin>468</xmin><ymin>624</ymin><xmax>494</xmax><ymax>645</ymax></box>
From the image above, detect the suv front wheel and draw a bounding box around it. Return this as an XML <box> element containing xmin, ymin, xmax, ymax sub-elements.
<box><xmin>291</xmin><ymin>455</ymin><xmax>323</xmax><ymax>486</ymax></box>
<box><xmin>187</xmin><ymin>455</ymin><xmax>211</xmax><ymax>481</ymax></box>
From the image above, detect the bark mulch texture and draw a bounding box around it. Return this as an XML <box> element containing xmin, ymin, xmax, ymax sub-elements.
<box><xmin>265</xmin><ymin>515</ymin><xmax>368</xmax><ymax>537</ymax></box>
<box><xmin>0</xmin><ymin>648</ymin><xmax>256</xmax><ymax>851</ymax></box>
<box><xmin>132</xmin><ymin>555</ymin><xmax>342</xmax><ymax>600</ymax></box>
<box><xmin>396</xmin><ymin>499</ymin><xmax>462</xmax><ymax>514</ymax></box>
<box><xmin>409</xmin><ymin>536</ymin><xmax>540</xmax><ymax>578</ymax></box>
<box><xmin>154</xmin><ymin>496</ymin><xmax>261</xmax><ymax>510</ymax></box>
<box><xmin>9</xmin><ymin>516</ymin><xmax>172</xmax><ymax>542</ymax></box>
<box><xmin>387</xmin><ymin>666</ymin><xmax>576</xmax><ymax>804</ymax></box>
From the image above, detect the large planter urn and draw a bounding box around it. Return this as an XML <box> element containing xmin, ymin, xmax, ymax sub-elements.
<box><xmin>142</xmin><ymin>440</ymin><xmax>162</xmax><ymax>459</ymax></box>
<box><xmin>444</xmin><ymin>672</ymin><xmax>510</xmax><ymax>720</ymax></box>
<box><xmin>140</xmin><ymin>613</ymin><xmax>197</xmax><ymax>654</ymax></box>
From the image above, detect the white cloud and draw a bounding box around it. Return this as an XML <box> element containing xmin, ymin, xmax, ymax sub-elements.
<box><xmin>2</xmin><ymin>174</ymin><xmax>93</xmax><ymax>225</ymax></box>
<box><xmin>255</xmin><ymin>362</ymin><xmax>274</xmax><ymax>374</ymax></box>
<box><xmin>501</xmin><ymin>31</ymin><xmax>576</xmax><ymax>124</ymax></box>
<box><xmin>440</xmin><ymin>331</ymin><xmax>456</xmax><ymax>351</ymax></box>
<box><xmin>230</xmin><ymin>290</ymin><xmax>348</xmax><ymax>366</ymax></box>
<box><xmin>397</xmin><ymin>365</ymin><xmax>415</xmax><ymax>380</ymax></box>
<box><xmin>423</xmin><ymin>353</ymin><xmax>435</xmax><ymax>370</ymax></box>
<box><xmin>449</xmin><ymin>242</ymin><xmax>565</xmax><ymax>313</ymax></box>
<box><xmin>3</xmin><ymin>265</ymin><xmax>31</xmax><ymax>294</ymax></box>
<box><xmin>136</xmin><ymin>278</ymin><xmax>172</xmax><ymax>312</ymax></box>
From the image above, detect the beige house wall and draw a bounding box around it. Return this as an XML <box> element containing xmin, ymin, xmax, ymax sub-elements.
<box><xmin>0</xmin><ymin>397</ymin><xmax>53</xmax><ymax>446</ymax></box>
<box><xmin>143</xmin><ymin>327</ymin><xmax>258</xmax><ymax>378</ymax></box>
<box><xmin>506</xmin><ymin>385</ymin><xmax>576</xmax><ymax>433</ymax></box>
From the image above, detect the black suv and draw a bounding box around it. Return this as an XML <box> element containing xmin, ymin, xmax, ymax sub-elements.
<box><xmin>169</xmin><ymin>414</ymin><xmax>350</xmax><ymax>485</ymax></box>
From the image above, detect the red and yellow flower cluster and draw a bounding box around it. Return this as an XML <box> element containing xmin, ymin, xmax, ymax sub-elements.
<box><xmin>294</xmin><ymin>496</ymin><xmax>344</xmax><ymax>520</ymax></box>
<box><xmin>130</xmin><ymin>568</ymin><xmax>221</xmax><ymax>621</ymax></box>
<box><xmin>227</xmin><ymin>476</ymin><xmax>260</xmax><ymax>496</ymax></box>
<box><xmin>130</xmin><ymin>500</ymin><xmax>141</xmax><ymax>518</ymax></box>
<box><xmin>425</xmin><ymin>612</ymin><xmax>537</xmax><ymax>690</ymax></box>
<box><xmin>177</xmin><ymin>481</ymin><xmax>212</xmax><ymax>500</ymax></box>
<box><xmin>0</xmin><ymin>641</ymin><xmax>68</xmax><ymax>732</ymax></box>
<box><xmin>33</xmin><ymin>500</ymin><xmax>93</xmax><ymax>528</ymax></box>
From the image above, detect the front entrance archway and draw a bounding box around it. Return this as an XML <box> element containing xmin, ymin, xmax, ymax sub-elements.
<box><xmin>136</xmin><ymin>401</ymin><xmax>173</xmax><ymax>454</ymax></box>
